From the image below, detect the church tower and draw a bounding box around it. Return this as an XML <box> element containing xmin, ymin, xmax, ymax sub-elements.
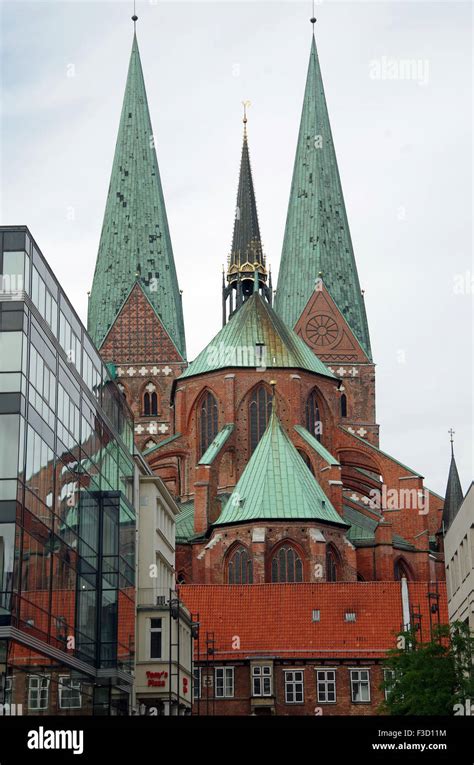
<box><xmin>222</xmin><ymin>108</ymin><xmax>272</xmax><ymax>325</ymax></box>
<box><xmin>275</xmin><ymin>25</ymin><xmax>378</xmax><ymax>445</ymax></box>
<box><xmin>87</xmin><ymin>22</ymin><xmax>186</xmax><ymax>453</ymax></box>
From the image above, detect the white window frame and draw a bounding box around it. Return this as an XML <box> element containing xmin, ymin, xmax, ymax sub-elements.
<box><xmin>28</xmin><ymin>675</ymin><xmax>50</xmax><ymax>711</ymax></box>
<box><xmin>215</xmin><ymin>667</ymin><xmax>234</xmax><ymax>698</ymax></box>
<box><xmin>316</xmin><ymin>669</ymin><xmax>337</xmax><ymax>704</ymax></box>
<box><xmin>252</xmin><ymin>665</ymin><xmax>272</xmax><ymax>697</ymax></box>
<box><xmin>350</xmin><ymin>669</ymin><xmax>371</xmax><ymax>703</ymax></box>
<box><xmin>58</xmin><ymin>675</ymin><xmax>82</xmax><ymax>710</ymax></box>
<box><xmin>149</xmin><ymin>617</ymin><xmax>162</xmax><ymax>660</ymax></box>
<box><xmin>284</xmin><ymin>670</ymin><xmax>304</xmax><ymax>704</ymax></box>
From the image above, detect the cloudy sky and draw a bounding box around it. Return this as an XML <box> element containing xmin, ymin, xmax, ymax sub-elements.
<box><xmin>1</xmin><ymin>0</ymin><xmax>472</xmax><ymax>494</ymax></box>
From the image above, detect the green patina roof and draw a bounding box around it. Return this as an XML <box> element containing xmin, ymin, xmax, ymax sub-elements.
<box><xmin>294</xmin><ymin>425</ymin><xmax>340</xmax><ymax>466</ymax></box>
<box><xmin>344</xmin><ymin>505</ymin><xmax>415</xmax><ymax>550</ymax></box>
<box><xmin>176</xmin><ymin>500</ymin><xmax>195</xmax><ymax>543</ymax></box>
<box><xmin>344</xmin><ymin>505</ymin><xmax>377</xmax><ymax>543</ymax></box>
<box><xmin>275</xmin><ymin>35</ymin><xmax>371</xmax><ymax>360</ymax></box>
<box><xmin>179</xmin><ymin>292</ymin><xmax>336</xmax><ymax>380</ymax></box>
<box><xmin>87</xmin><ymin>33</ymin><xmax>186</xmax><ymax>357</ymax></box>
<box><xmin>142</xmin><ymin>432</ymin><xmax>182</xmax><ymax>456</ymax></box>
<box><xmin>199</xmin><ymin>424</ymin><xmax>234</xmax><ymax>465</ymax></box>
<box><xmin>215</xmin><ymin>409</ymin><xmax>345</xmax><ymax>526</ymax></box>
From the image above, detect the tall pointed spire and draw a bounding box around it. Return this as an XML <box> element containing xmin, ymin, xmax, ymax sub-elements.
<box><xmin>222</xmin><ymin>105</ymin><xmax>271</xmax><ymax>324</ymax></box>
<box><xmin>88</xmin><ymin>31</ymin><xmax>186</xmax><ymax>358</ymax></box>
<box><xmin>275</xmin><ymin>27</ymin><xmax>372</xmax><ymax>359</ymax></box>
<box><xmin>442</xmin><ymin>430</ymin><xmax>464</xmax><ymax>530</ymax></box>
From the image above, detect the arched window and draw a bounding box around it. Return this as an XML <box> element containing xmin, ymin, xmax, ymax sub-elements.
<box><xmin>305</xmin><ymin>390</ymin><xmax>322</xmax><ymax>442</ymax></box>
<box><xmin>326</xmin><ymin>546</ymin><xmax>339</xmax><ymax>582</ymax></box>
<box><xmin>249</xmin><ymin>385</ymin><xmax>273</xmax><ymax>454</ymax></box>
<box><xmin>228</xmin><ymin>546</ymin><xmax>253</xmax><ymax>584</ymax></box>
<box><xmin>297</xmin><ymin>449</ymin><xmax>314</xmax><ymax>475</ymax></box>
<box><xmin>340</xmin><ymin>393</ymin><xmax>347</xmax><ymax>418</ymax></box>
<box><xmin>394</xmin><ymin>559</ymin><xmax>411</xmax><ymax>581</ymax></box>
<box><xmin>271</xmin><ymin>545</ymin><xmax>303</xmax><ymax>583</ymax></box>
<box><xmin>199</xmin><ymin>391</ymin><xmax>218</xmax><ymax>457</ymax></box>
<box><xmin>143</xmin><ymin>384</ymin><xmax>158</xmax><ymax>416</ymax></box>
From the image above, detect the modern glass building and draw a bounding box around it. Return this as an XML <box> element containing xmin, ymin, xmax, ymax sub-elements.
<box><xmin>0</xmin><ymin>226</ymin><xmax>136</xmax><ymax>715</ymax></box>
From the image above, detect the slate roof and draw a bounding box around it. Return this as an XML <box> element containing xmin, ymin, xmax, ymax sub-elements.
<box><xmin>179</xmin><ymin>292</ymin><xmax>336</xmax><ymax>380</ymax></box>
<box><xmin>442</xmin><ymin>448</ymin><xmax>464</xmax><ymax>530</ymax></box>
<box><xmin>275</xmin><ymin>34</ymin><xmax>372</xmax><ymax>359</ymax></box>
<box><xmin>88</xmin><ymin>33</ymin><xmax>186</xmax><ymax>357</ymax></box>
<box><xmin>215</xmin><ymin>410</ymin><xmax>345</xmax><ymax>526</ymax></box>
<box><xmin>229</xmin><ymin>128</ymin><xmax>265</xmax><ymax>271</ymax></box>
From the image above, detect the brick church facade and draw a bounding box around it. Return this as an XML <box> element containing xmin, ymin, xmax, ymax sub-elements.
<box><xmin>87</xmin><ymin>20</ymin><xmax>453</xmax><ymax>714</ymax></box>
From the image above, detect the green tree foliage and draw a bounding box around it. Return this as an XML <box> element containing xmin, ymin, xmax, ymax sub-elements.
<box><xmin>380</xmin><ymin>621</ymin><xmax>474</xmax><ymax>715</ymax></box>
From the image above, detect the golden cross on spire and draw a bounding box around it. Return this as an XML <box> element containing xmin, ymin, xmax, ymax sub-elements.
<box><xmin>242</xmin><ymin>100</ymin><xmax>251</xmax><ymax>136</ymax></box>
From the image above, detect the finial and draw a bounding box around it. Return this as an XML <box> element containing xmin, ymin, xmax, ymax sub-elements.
<box><xmin>132</xmin><ymin>0</ymin><xmax>138</xmax><ymax>26</ymax></box>
<box><xmin>448</xmin><ymin>428</ymin><xmax>455</xmax><ymax>456</ymax></box>
<box><xmin>242</xmin><ymin>100</ymin><xmax>251</xmax><ymax>136</ymax></box>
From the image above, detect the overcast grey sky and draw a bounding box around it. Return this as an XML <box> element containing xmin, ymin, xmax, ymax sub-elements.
<box><xmin>1</xmin><ymin>0</ymin><xmax>472</xmax><ymax>495</ymax></box>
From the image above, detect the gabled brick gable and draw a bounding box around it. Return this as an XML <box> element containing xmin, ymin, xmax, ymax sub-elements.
<box><xmin>100</xmin><ymin>282</ymin><xmax>183</xmax><ymax>364</ymax></box>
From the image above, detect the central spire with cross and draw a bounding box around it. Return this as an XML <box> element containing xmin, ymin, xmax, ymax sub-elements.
<box><xmin>222</xmin><ymin>103</ymin><xmax>272</xmax><ymax>325</ymax></box>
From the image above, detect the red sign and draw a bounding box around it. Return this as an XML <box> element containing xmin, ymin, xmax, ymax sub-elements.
<box><xmin>146</xmin><ymin>671</ymin><xmax>168</xmax><ymax>688</ymax></box>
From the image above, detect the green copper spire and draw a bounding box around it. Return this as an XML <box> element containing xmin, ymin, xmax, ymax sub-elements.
<box><xmin>88</xmin><ymin>32</ymin><xmax>186</xmax><ymax>358</ymax></box>
<box><xmin>215</xmin><ymin>407</ymin><xmax>345</xmax><ymax>526</ymax></box>
<box><xmin>275</xmin><ymin>33</ymin><xmax>372</xmax><ymax>359</ymax></box>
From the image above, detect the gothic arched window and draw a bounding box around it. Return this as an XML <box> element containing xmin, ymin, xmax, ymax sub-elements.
<box><xmin>227</xmin><ymin>546</ymin><xmax>253</xmax><ymax>584</ymax></box>
<box><xmin>249</xmin><ymin>385</ymin><xmax>273</xmax><ymax>454</ymax></box>
<box><xmin>340</xmin><ymin>393</ymin><xmax>347</xmax><ymax>418</ymax></box>
<box><xmin>394</xmin><ymin>559</ymin><xmax>411</xmax><ymax>581</ymax></box>
<box><xmin>297</xmin><ymin>449</ymin><xmax>314</xmax><ymax>475</ymax></box>
<box><xmin>271</xmin><ymin>545</ymin><xmax>303</xmax><ymax>583</ymax></box>
<box><xmin>305</xmin><ymin>389</ymin><xmax>322</xmax><ymax>442</ymax></box>
<box><xmin>143</xmin><ymin>384</ymin><xmax>158</xmax><ymax>416</ymax></box>
<box><xmin>326</xmin><ymin>546</ymin><xmax>339</xmax><ymax>582</ymax></box>
<box><xmin>199</xmin><ymin>391</ymin><xmax>218</xmax><ymax>457</ymax></box>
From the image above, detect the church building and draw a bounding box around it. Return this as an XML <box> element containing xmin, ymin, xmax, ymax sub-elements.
<box><xmin>87</xmin><ymin>20</ymin><xmax>446</xmax><ymax>594</ymax></box>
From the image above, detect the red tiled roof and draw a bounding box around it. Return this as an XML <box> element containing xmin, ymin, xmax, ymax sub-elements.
<box><xmin>179</xmin><ymin>582</ymin><xmax>448</xmax><ymax>660</ymax></box>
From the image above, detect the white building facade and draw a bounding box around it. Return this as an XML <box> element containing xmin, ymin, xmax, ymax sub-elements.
<box><xmin>445</xmin><ymin>483</ymin><xmax>474</xmax><ymax>631</ymax></box>
<box><xmin>133</xmin><ymin>471</ymin><xmax>194</xmax><ymax>715</ymax></box>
